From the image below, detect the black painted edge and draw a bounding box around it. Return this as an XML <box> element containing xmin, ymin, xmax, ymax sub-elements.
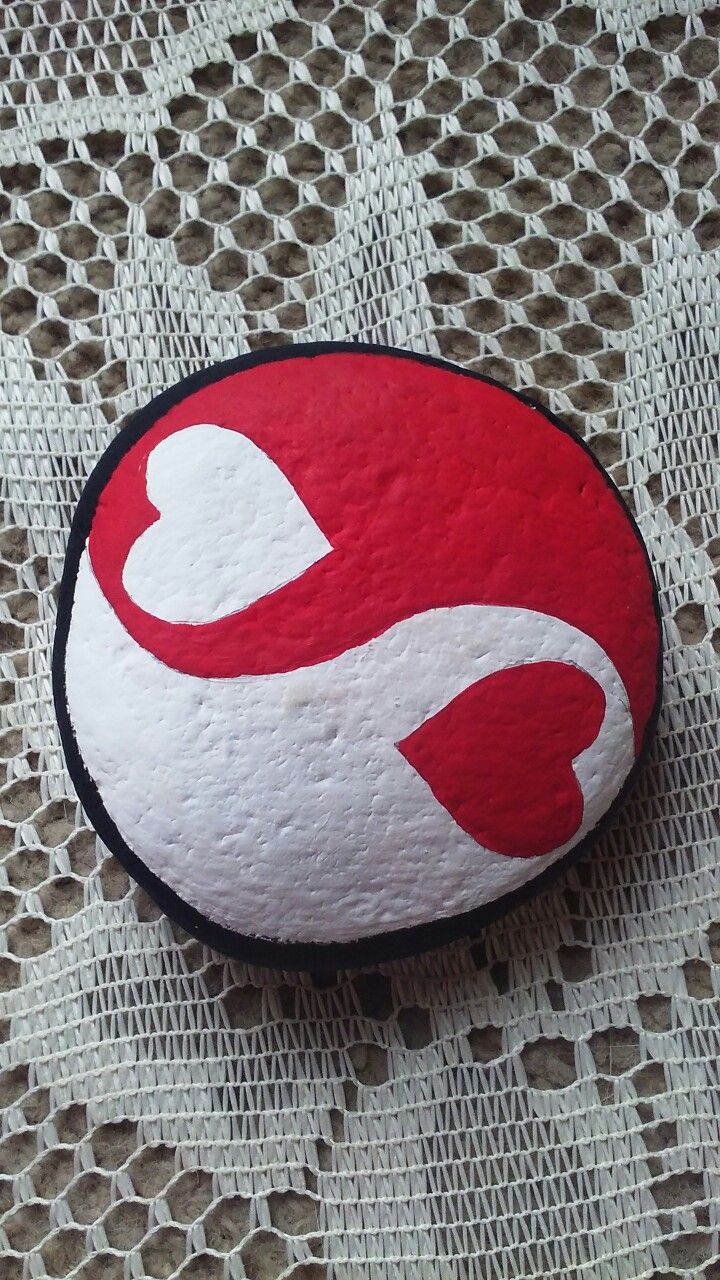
<box><xmin>52</xmin><ymin>340</ymin><xmax>664</xmax><ymax>973</ymax></box>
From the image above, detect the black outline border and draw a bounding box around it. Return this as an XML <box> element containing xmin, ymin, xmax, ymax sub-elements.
<box><xmin>52</xmin><ymin>341</ymin><xmax>663</xmax><ymax>972</ymax></box>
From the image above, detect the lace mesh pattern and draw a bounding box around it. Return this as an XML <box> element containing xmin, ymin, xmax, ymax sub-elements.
<box><xmin>1</xmin><ymin>1</ymin><xmax>719</xmax><ymax>1277</ymax></box>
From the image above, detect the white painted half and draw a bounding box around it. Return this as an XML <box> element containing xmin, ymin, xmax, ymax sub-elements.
<box><xmin>122</xmin><ymin>424</ymin><xmax>332</xmax><ymax>623</ymax></box>
<box><xmin>65</xmin><ymin>552</ymin><xmax>634</xmax><ymax>944</ymax></box>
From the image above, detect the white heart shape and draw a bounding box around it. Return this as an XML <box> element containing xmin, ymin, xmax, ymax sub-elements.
<box><xmin>122</xmin><ymin>424</ymin><xmax>332</xmax><ymax>624</ymax></box>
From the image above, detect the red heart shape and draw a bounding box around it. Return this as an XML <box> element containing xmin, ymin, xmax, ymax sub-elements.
<box><xmin>398</xmin><ymin>660</ymin><xmax>607</xmax><ymax>858</ymax></box>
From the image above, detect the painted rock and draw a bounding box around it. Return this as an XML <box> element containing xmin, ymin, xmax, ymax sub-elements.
<box><xmin>53</xmin><ymin>344</ymin><xmax>661</xmax><ymax>968</ymax></box>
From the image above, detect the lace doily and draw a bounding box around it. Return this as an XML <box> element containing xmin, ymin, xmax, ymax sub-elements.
<box><xmin>1</xmin><ymin>2</ymin><xmax>719</xmax><ymax>1277</ymax></box>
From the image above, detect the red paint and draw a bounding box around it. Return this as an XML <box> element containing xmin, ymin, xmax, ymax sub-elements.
<box><xmin>88</xmin><ymin>350</ymin><xmax>659</xmax><ymax>767</ymax></box>
<box><xmin>398</xmin><ymin>662</ymin><xmax>606</xmax><ymax>857</ymax></box>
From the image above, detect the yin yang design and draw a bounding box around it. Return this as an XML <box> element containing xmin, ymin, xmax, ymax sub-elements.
<box><xmin>53</xmin><ymin>343</ymin><xmax>662</xmax><ymax>968</ymax></box>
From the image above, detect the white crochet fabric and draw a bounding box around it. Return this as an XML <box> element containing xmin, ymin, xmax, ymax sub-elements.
<box><xmin>0</xmin><ymin>2</ymin><xmax>719</xmax><ymax>1277</ymax></box>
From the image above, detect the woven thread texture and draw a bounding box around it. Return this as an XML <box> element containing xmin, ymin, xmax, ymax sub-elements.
<box><xmin>0</xmin><ymin>1</ymin><xmax>719</xmax><ymax>1277</ymax></box>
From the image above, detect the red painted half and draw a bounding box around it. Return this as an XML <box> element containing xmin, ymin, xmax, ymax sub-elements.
<box><xmin>87</xmin><ymin>350</ymin><xmax>659</xmax><ymax>755</ymax></box>
<box><xmin>398</xmin><ymin>661</ymin><xmax>606</xmax><ymax>857</ymax></box>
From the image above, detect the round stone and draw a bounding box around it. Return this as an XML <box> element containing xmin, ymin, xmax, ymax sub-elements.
<box><xmin>53</xmin><ymin>343</ymin><xmax>662</xmax><ymax>967</ymax></box>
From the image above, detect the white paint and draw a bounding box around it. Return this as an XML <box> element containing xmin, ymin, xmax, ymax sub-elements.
<box><xmin>65</xmin><ymin>552</ymin><xmax>634</xmax><ymax>944</ymax></box>
<box><xmin>122</xmin><ymin>425</ymin><xmax>332</xmax><ymax>623</ymax></box>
